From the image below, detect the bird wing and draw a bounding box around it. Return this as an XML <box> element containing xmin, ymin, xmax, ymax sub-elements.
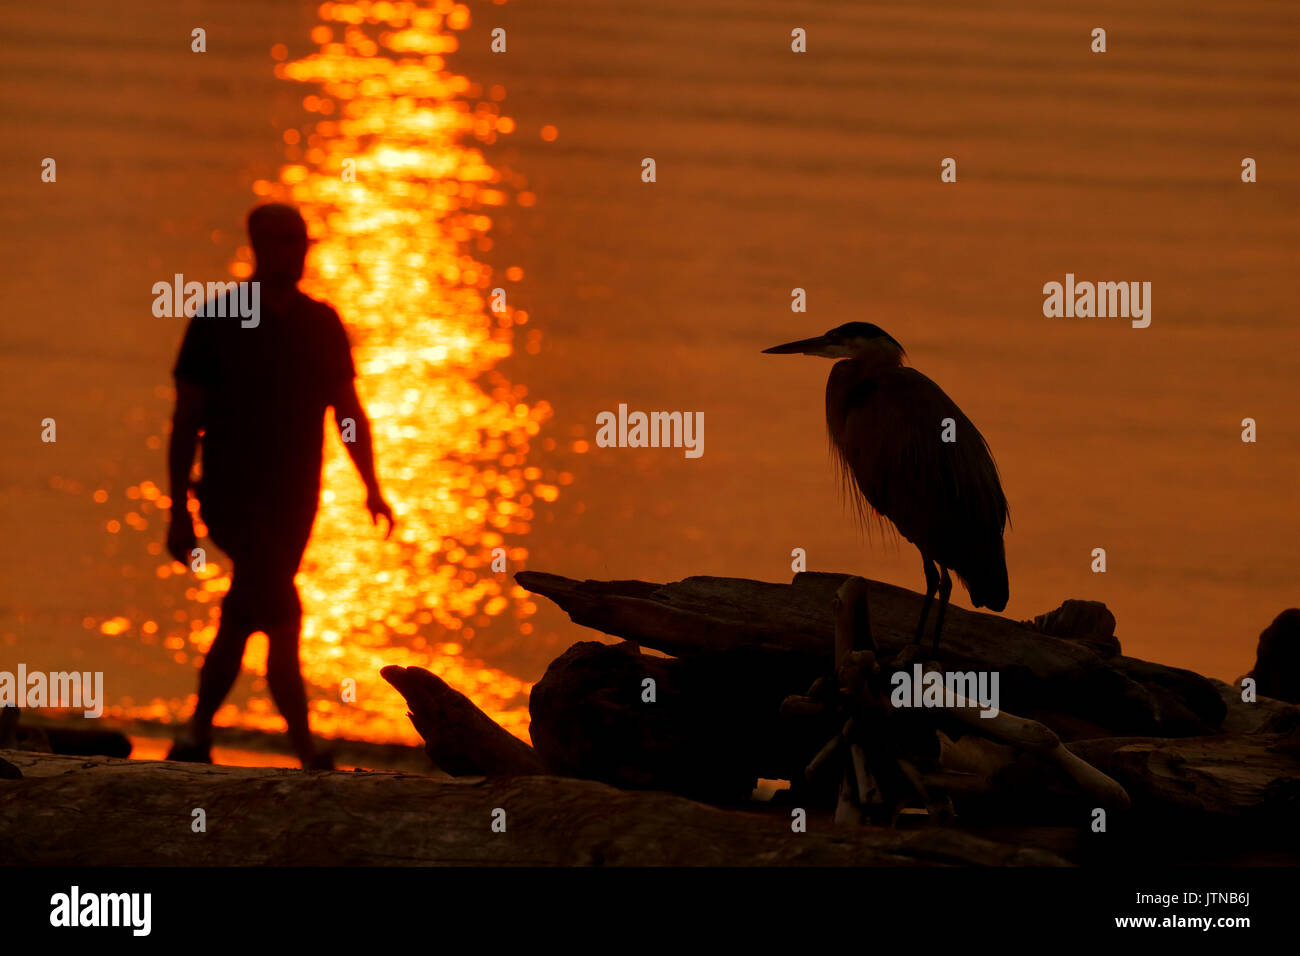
<box><xmin>830</xmin><ymin>365</ymin><xmax>1008</xmax><ymax>565</ymax></box>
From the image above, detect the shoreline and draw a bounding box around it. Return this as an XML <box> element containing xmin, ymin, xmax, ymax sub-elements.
<box><xmin>9</xmin><ymin>711</ymin><xmax>431</xmax><ymax>774</ymax></box>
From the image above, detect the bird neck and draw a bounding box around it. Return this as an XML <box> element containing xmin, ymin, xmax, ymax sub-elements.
<box><xmin>825</xmin><ymin>356</ymin><xmax>895</xmax><ymax>437</ymax></box>
<box><xmin>848</xmin><ymin>339</ymin><xmax>906</xmax><ymax>371</ymax></box>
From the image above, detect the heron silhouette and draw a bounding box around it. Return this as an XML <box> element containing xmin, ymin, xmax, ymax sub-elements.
<box><xmin>764</xmin><ymin>322</ymin><xmax>1009</xmax><ymax>653</ymax></box>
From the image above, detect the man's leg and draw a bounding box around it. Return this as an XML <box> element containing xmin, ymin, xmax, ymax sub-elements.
<box><xmin>186</xmin><ymin>567</ymin><xmax>255</xmax><ymax>747</ymax></box>
<box><xmin>262</xmin><ymin>571</ymin><xmax>319</xmax><ymax>767</ymax></box>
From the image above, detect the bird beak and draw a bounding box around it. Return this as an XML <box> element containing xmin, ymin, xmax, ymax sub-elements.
<box><xmin>762</xmin><ymin>335</ymin><xmax>831</xmax><ymax>355</ymax></box>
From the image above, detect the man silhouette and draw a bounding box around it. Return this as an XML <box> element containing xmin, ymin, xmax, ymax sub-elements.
<box><xmin>165</xmin><ymin>203</ymin><xmax>392</xmax><ymax>769</ymax></box>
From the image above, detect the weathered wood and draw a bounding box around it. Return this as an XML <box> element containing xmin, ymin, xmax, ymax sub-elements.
<box><xmin>0</xmin><ymin>707</ymin><xmax>52</xmax><ymax>754</ymax></box>
<box><xmin>937</xmin><ymin>679</ymin><xmax>1130</xmax><ymax>810</ymax></box>
<box><xmin>823</xmin><ymin>578</ymin><xmax>925</xmax><ymax>823</ymax></box>
<box><xmin>1211</xmin><ymin>678</ymin><xmax>1300</xmax><ymax>734</ymax></box>
<box><xmin>6</xmin><ymin>707</ymin><xmax>130</xmax><ymax>759</ymax></box>
<box><xmin>1065</xmin><ymin>733</ymin><xmax>1300</xmax><ymax>822</ymax></box>
<box><xmin>827</xmin><ymin>581</ymin><xmax>1129</xmax><ymax>817</ymax></box>
<box><xmin>528</xmin><ymin>641</ymin><xmax>805</xmax><ymax>801</ymax></box>
<box><xmin>0</xmin><ymin>706</ymin><xmax>15</xmax><ymax>748</ymax></box>
<box><xmin>0</xmin><ymin>750</ymin><xmax>1067</xmax><ymax>866</ymax></box>
<box><xmin>1025</xmin><ymin>599</ymin><xmax>1119</xmax><ymax>657</ymax></box>
<box><xmin>831</xmin><ymin>579</ymin><xmax>881</xmax><ymax>821</ymax></box>
<box><xmin>805</xmin><ymin>733</ymin><xmax>842</xmax><ymax>779</ymax></box>
<box><xmin>523</xmin><ymin>577</ymin><xmax>1128</xmax><ymax>820</ymax></box>
<box><xmin>517</xmin><ymin>571</ymin><xmax>1227</xmax><ymax>738</ymax></box>
<box><xmin>515</xmin><ymin>571</ymin><xmax>831</xmax><ymax>658</ymax></box>
<box><xmin>381</xmin><ymin>665</ymin><xmax>545</xmax><ymax>776</ymax></box>
<box><xmin>834</xmin><ymin>575</ymin><xmax>874</xmax><ymax>664</ymax></box>
<box><xmin>1109</xmin><ymin>656</ymin><xmax>1228</xmax><ymax>737</ymax></box>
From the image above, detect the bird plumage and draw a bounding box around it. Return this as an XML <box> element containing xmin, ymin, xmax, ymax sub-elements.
<box><xmin>826</xmin><ymin>361</ymin><xmax>1008</xmax><ymax>611</ymax></box>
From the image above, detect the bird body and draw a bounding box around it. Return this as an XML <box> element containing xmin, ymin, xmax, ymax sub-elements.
<box><xmin>764</xmin><ymin>322</ymin><xmax>1010</xmax><ymax>651</ymax></box>
<box><xmin>826</xmin><ymin>360</ymin><xmax>1008</xmax><ymax>612</ymax></box>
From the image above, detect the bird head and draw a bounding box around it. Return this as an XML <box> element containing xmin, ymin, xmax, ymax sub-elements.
<box><xmin>762</xmin><ymin>322</ymin><xmax>906</xmax><ymax>363</ymax></box>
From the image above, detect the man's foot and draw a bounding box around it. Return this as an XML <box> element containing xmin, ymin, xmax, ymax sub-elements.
<box><xmin>166</xmin><ymin>735</ymin><xmax>212</xmax><ymax>764</ymax></box>
<box><xmin>304</xmin><ymin>750</ymin><xmax>335</xmax><ymax>771</ymax></box>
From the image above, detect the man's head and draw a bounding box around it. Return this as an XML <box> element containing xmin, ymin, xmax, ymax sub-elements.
<box><xmin>248</xmin><ymin>203</ymin><xmax>308</xmax><ymax>285</ymax></box>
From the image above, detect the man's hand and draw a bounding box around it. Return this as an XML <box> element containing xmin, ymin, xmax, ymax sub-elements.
<box><xmin>167</xmin><ymin>507</ymin><xmax>197</xmax><ymax>567</ymax></box>
<box><xmin>366</xmin><ymin>488</ymin><xmax>395</xmax><ymax>539</ymax></box>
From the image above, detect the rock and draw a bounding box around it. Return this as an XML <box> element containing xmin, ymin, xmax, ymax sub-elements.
<box><xmin>1247</xmin><ymin>609</ymin><xmax>1300</xmax><ymax>703</ymax></box>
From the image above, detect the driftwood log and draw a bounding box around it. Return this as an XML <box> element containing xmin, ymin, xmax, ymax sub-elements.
<box><xmin>380</xmin><ymin>666</ymin><xmax>545</xmax><ymax>776</ymax></box>
<box><xmin>0</xmin><ymin>750</ymin><xmax>1066</xmax><ymax>866</ymax></box>
<box><xmin>509</xmin><ymin>571</ymin><xmax>1299</xmax><ymax>839</ymax></box>
<box><xmin>783</xmin><ymin>578</ymin><xmax>1130</xmax><ymax>825</ymax></box>
<box><xmin>378</xmin><ymin>573</ymin><xmax>1297</xmax><ymax>828</ymax></box>
<box><xmin>1</xmin><ymin>706</ymin><xmax>132</xmax><ymax>758</ymax></box>
<box><xmin>530</xmin><ymin>639</ymin><xmax>820</xmax><ymax>803</ymax></box>
<box><xmin>791</xmin><ymin>576</ymin><xmax>947</xmax><ymax>824</ymax></box>
<box><xmin>384</xmin><ymin>644</ymin><xmax>811</xmax><ymax>803</ymax></box>
<box><xmin>1068</xmin><ymin>731</ymin><xmax>1300</xmax><ymax>823</ymax></box>
<box><xmin>516</xmin><ymin>571</ymin><xmax>1231</xmax><ymax>740</ymax></box>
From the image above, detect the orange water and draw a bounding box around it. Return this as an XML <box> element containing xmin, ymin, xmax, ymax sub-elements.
<box><xmin>3</xmin><ymin>0</ymin><xmax>1298</xmax><ymax>749</ymax></box>
<box><xmin>87</xmin><ymin>2</ymin><xmax>562</xmax><ymax>744</ymax></box>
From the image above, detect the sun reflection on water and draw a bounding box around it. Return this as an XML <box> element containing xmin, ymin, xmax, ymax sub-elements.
<box><xmin>94</xmin><ymin>0</ymin><xmax>557</xmax><ymax>745</ymax></box>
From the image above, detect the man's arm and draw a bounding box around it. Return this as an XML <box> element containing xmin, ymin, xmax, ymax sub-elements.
<box><xmin>333</xmin><ymin>380</ymin><xmax>394</xmax><ymax>537</ymax></box>
<box><xmin>166</xmin><ymin>381</ymin><xmax>207</xmax><ymax>564</ymax></box>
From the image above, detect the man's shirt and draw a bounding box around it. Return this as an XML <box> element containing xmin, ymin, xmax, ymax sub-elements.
<box><xmin>172</xmin><ymin>287</ymin><xmax>355</xmax><ymax>517</ymax></box>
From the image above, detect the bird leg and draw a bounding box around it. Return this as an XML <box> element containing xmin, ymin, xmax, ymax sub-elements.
<box><xmin>912</xmin><ymin>556</ymin><xmax>940</xmax><ymax>645</ymax></box>
<box><xmin>930</xmin><ymin>566</ymin><xmax>953</xmax><ymax>655</ymax></box>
